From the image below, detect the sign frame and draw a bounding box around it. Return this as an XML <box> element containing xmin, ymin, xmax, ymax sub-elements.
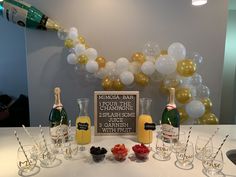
<box><xmin>94</xmin><ymin>91</ymin><xmax>139</xmax><ymax>136</ymax></box>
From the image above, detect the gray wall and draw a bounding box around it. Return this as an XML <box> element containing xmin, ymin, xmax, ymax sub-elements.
<box><xmin>0</xmin><ymin>19</ymin><xmax>28</xmax><ymax>98</ymax></box>
<box><xmin>25</xmin><ymin>0</ymin><xmax>227</xmax><ymax>126</ymax></box>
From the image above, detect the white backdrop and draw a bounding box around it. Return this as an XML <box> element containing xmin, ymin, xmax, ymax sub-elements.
<box><xmin>25</xmin><ymin>0</ymin><xmax>227</xmax><ymax>126</ymax></box>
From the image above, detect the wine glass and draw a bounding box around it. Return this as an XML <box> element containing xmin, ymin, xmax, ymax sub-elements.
<box><xmin>62</xmin><ymin>141</ymin><xmax>78</xmax><ymax>160</ymax></box>
<box><xmin>17</xmin><ymin>146</ymin><xmax>39</xmax><ymax>176</ymax></box>
<box><xmin>172</xmin><ymin>131</ymin><xmax>186</xmax><ymax>153</ymax></box>
<box><xmin>153</xmin><ymin>134</ymin><xmax>172</xmax><ymax>161</ymax></box>
<box><xmin>195</xmin><ymin>135</ymin><xmax>213</xmax><ymax>161</ymax></box>
<box><xmin>202</xmin><ymin>147</ymin><xmax>224</xmax><ymax>176</ymax></box>
<box><xmin>175</xmin><ymin>141</ymin><xmax>194</xmax><ymax>170</ymax></box>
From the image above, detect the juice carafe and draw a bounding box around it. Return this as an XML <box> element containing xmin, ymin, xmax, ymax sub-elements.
<box><xmin>75</xmin><ymin>98</ymin><xmax>91</xmax><ymax>145</ymax></box>
<box><xmin>137</xmin><ymin>98</ymin><xmax>153</xmax><ymax>144</ymax></box>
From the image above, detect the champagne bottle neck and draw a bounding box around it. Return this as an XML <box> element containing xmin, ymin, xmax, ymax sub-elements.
<box><xmin>168</xmin><ymin>88</ymin><xmax>176</xmax><ymax>109</ymax></box>
<box><xmin>53</xmin><ymin>88</ymin><xmax>63</xmax><ymax>109</ymax></box>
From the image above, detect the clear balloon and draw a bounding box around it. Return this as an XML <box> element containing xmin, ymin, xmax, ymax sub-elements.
<box><xmin>196</xmin><ymin>84</ymin><xmax>210</xmax><ymax>98</ymax></box>
<box><xmin>150</xmin><ymin>71</ymin><xmax>164</xmax><ymax>83</ymax></box>
<box><xmin>74</xmin><ymin>44</ymin><xmax>86</xmax><ymax>56</ymax></box>
<box><xmin>141</xmin><ymin>61</ymin><xmax>155</xmax><ymax>76</ymax></box>
<box><xmin>191</xmin><ymin>52</ymin><xmax>203</xmax><ymax>66</ymax></box>
<box><xmin>143</xmin><ymin>41</ymin><xmax>160</xmax><ymax>57</ymax></box>
<box><xmin>168</xmin><ymin>42</ymin><xmax>186</xmax><ymax>61</ymax></box>
<box><xmin>178</xmin><ymin>76</ymin><xmax>192</xmax><ymax>87</ymax></box>
<box><xmin>191</xmin><ymin>73</ymin><xmax>202</xmax><ymax>86</ymax></box>
<box><xmin>185</xmin><ymin>100</ymin><xmax>205</xmax><ymax>118</ymax></box>
<box><xmin>105</xmin><ymin>61</ymin><xmax>116</xmax><ymax>73</ymax></box>
<box><xmin>95</xmin><ymin>68</ymin><xmax>107</xmax><ymax>79</ymax></box>
<box><xmin>155</xmin><ymin>55</ymin><xmax>177</xmax><ymax>75</ymax></box>
<box><xmin>57</xmin><ymin>28</ymin><xmax>68</xmax><ymax>40</ymax></box>
<box><xmin>145</xmin><ymin>56</ymin><xmax>156</xmax><ymax>63</ymax></box>
<box><xmin>128</xmin><ymin>61</ymin><xmax>141</xmax><ymax>74</ymax></box>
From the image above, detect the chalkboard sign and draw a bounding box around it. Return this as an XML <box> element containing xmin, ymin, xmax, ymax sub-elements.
<box><xmin>144</xmin><ymin>123</ymin><xmax>156</xmax><ymax>130</ymax></box>
<box><xmin>77</xmin><ymin>122</ymin><xmax>89</xmax><ymax>130</ymax></box>
<box><xmin>94</xmin><ymin>91</ymin><xmax>139</xmax><ymax>136</ymax></box>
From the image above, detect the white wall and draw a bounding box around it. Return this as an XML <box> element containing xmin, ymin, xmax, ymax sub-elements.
<box><xmin>25</xmin><ymin>0</ymin><xmax>227</xmax><ymax>126</ymax></box>
<box><xmin>0</xmin><ymin>19</ymin><xmax>28</xmax><ymax>98</ymax></box>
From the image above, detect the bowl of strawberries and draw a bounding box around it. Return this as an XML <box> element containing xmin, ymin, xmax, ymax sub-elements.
<box><xmin>111</xmin><ymin>144</ymin><xmax>128</xmax><ymax>161</ymax></box>
<box><xmin>132</xmin><ymin>143</ymin><xmax>150</xmax><ymax>160</ymax></box>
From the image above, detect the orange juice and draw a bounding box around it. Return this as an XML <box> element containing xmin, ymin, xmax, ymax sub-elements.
<box><xmin>137</xmin><ymin>114</ymin><xmax>153</xmax><ymax>144</ymax></box>
<box><xmin>75</xmin><ymin>116</ymin><xmax>91</xmax><ymax>145</ymax></box>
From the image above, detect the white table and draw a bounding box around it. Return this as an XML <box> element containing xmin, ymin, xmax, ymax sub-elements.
<box><xmin>0</xmin><ymin>125</ymin><xmax>236</xmax><ymax>177</ymax></box>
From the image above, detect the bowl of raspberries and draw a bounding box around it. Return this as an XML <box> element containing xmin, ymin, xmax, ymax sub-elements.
<box><xmin>132</xmin><ymin>143</ymin><xmax>150</xmax><ymax>160</ymax></box>
<box><xmin>111</xmin><ymin>144</ymin><xmax>128</xmax><ymax>161</ymax></box>
<box><xmin>90</xmin><ymin>146</ymin><xmax>107</xmax><ymax>162</ymax></box>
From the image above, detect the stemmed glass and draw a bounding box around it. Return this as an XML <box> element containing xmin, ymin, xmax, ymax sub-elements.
<box><xmin>195</xmin><ymin>135</ymin><xmax>213</xmax><ymax>161</ymax></box>
<box><xmin>175</xmin><ymin>141</ymin><xmax>194</xmax><ymax>170</ymax></box>
<box><xmin>172</xmin><ymin>131</ymin><xmax>186</xmax><ymax>153</ymax></box>
<box><xmin>153</xmin><ymin>134</ymin><xmax>172</xmax><ymax>161</ymax></box>
<box><xmin>202</xmin><ymin>147</ymin><xmax>224</xmax><ymax>176</ymax></box>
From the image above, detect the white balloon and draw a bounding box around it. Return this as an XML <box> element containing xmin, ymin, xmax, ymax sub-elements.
<box><xmin>155</xmin><ymin>55</ymin><xmax>177</xmax><ymax>75</ymax></box>
<box><xmin>120</xmin><ymin>71</ymin><xmax>134</xmax><ymax>85</ymax></box>
<box><xmin>128</xmin><ymin>62</ymin><xmax>141</xmax><ymax>74</ymax></box>
<box><xmin>143</xmin><ymin>41</ymin><xmax>160</xmax><ymax>57</ymax></box>
<box><xmin>185</xmin><ymin>100</ymin><xmax>205</xmax><ymax>118</ymax></box>
<box><xmin>83</xmin><ymin>48</ymin><xmax>98</xmax><ymax>60</ymax></box>
<box><xmin>196</xmin><ymin>84</ymin><xmax>210</xmax><ymax>98</ymax></box>
<box><xmin>191</xmin><ymin>73</ymin><xmax>202</xmax><ymax>86</ymax></box>
<box><xmin>141</xmin><ymin>61</ymin><xmax>155</xmax><ymax>76</ymax></box>
<box><xmin>69</xmin><ymin>27</ymin><xmax>78</xmax><ymax>33</ymax></box>
<box><xmin>116</xmin><ymin>57</ymin><xmax>129</xmax><ymax>73</ymax></box>
<box><xmin>68</xmin><ymin>27</ymin><xmax>78</xmax><ymax>40</ymax></box>
<box><xmin>74</xmin><ymin>44</ymin><xmax>86</xmax><ymax>55</ymax></box>
<box><xmin>85</xmin><ymin>60</ymin><xmax>98</xmax><ymax>73</ymax></box>
<box><xmin>57</xmin><ymin>28</ymin><xmax>68</xmax><ymax>40</ymax></box>
<box><xmin>168</xmin><ymin>42</ymin><xmax>186</xmax><ymax>61</ymax></box>
<box><xmin>67</xmin><ymin>53</ymin><xmax>77</xmax><ymax>65</ymax></box>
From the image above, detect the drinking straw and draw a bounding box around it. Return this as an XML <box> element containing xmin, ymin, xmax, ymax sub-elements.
<box><xmin>213</xmin><ymin>134</ymin><xmax>229</xmax><ymax>159</ymax></box>
<box><xmin>203</xmin><ymin>127</ymin><xmax>219</xmax><ymax>149</ymax></box>
<box><xmin>183</xmin><ymin>127</ymin><xmax>192</xmax><ymax>160</ymax></box>
<box><xmin>14</xmin><ymin>131</ymin><xmax>31</xmax><ymax>165</ymax></box>
<box><xmin>56</xmin><ymin>116</ymin><xmax>64</xmax><ymax>144</ymax></box>
<box><xmin>68</xmin><ymin>120</ymin><xmax>71</xmax><ymax>140</ymax></box>
<box><xmin>39</xmin><ymin>125</ymin><xmax>49</xmax><ymax>152</ymax></box>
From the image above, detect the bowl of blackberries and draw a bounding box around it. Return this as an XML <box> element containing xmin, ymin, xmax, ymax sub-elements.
<box><xmin>132</xmin><ymin>143</ymin><xmax>150</xmax><ymax>160</ymax></box>
<box><xmin>90</xmin><ymin>146</ymin><xmax>107</xmax><ymax>162</ymax></box>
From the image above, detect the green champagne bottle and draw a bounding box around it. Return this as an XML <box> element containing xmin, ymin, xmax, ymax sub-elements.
<box><xmin>0</xmin><ymin>0</ymin><xmax>60</xmax><ymax>30</ymax></box>
<box><xmin>161</xmin><ymin>88</ymin><xmax>180</xmax><ymax>143</ymax></box>
<box><xmin>49</xmin><ymin>87</ymin><xmax>68</xmax><ymax>143</ymax></box>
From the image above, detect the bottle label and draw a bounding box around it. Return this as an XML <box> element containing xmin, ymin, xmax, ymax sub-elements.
<box><xmin>77</xmin><ymin>122</ymin><xmax>89</xmax><ymax>131</ymax></box>
<box><xmin>3</xmin><ymin>1</ymin><xmax>28</xmax><ymax>26</ymax></box>
<box><xmin>50</xmin><ymin>124</ymin><xmax>68</xmax><ymax>141</ymax></box>
<box><xmin>161</xmin><ymin>124</ymin><xmax>179</xmax><ymax>142</ymax></box>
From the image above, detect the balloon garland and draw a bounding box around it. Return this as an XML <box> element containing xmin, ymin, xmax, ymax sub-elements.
<box><xmin>57</xmin><ymin>27</ymin><xmax>219</xmax><ymax>125</ymax></box>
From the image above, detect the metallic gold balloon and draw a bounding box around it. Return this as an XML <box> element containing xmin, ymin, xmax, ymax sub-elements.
<box><xmin>200</xmin><ymin>98</ymin><xmax>212</xmax><ymax>113</ymax></box>
<box><xmin>78</xmin><ymin>55</ymin><xmax>88</xmax><ymax>65</ymax></box>
<box><xmin>102</xmin><ymin>77</ymin><xmax>113</xmax><ymax>91</ymax></box>
<box><xmin>85</xmin><ymin>43</ymin><xmax>90</xmax><ymax>49</ymax></box>
<box><xmin>96</xmin><ymin>57</ymin><xmax>106</xmax><ymax>68</ymax></box>
<box><xmin>160</xmin><ymin>50</ymin><xmax>168</xmax><ymax>56</ymax></box>
<box><xmin>178</xmin><ymin>107</ymin><xmax>188</xmax><ymax>123</ymax></box>
<box><xmin>175</xmin><ymin>88</ymin><xmax>192</xmax><ymax>104</ymax></box>
<box><xmin>198</xmin><ymin>113</ymin><xmax>219</xmax><ymax>125</ymax></box>
<box><xmin>113</xmin><ymin>79</ymin><xmax>124</xmax><ymax>91</ymax></box>
<box><xmin>134</xmin><ymin>72</ymin><xmax>149</xmax><ymax>86</ymax></box>
<box><xmin>177</xmin><ymin>59</ymin><xmax>197</xmax><ymax>77</ymax></box>
<box><xmin>131</xmin><ymin>52</ymin><xmax>146</xmax><ymax>64</ymax></box>
<box><xmin>64</xmin><ymin>39</ymin><xmax>74</xmax><ymax>48</ymax></box>
<box><xmin>78</xmin><ymin>36</ymin><xmax>86</xmax><ymax>44</ymax></box>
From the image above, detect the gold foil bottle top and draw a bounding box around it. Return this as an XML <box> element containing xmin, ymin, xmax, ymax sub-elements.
<box><xmin>168</xmin><ymin>88</ymin><xmax>175</xmax><ymax>105</ymax></box>
<box><xmin>54</xmin><ymin>87</ymin><xmax>61</xmax><ymax>94</ymax></box>
<box><xmin>46</xmin><ymin>18</ymin><xmax>61</xmax><ymax>31</ymax></box>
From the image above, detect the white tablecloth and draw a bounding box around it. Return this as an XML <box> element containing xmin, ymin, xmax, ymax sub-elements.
<box><xmin>0</xmin><ymin>125</ymin><xmax>236</xmax><ymax>177</ymax></box>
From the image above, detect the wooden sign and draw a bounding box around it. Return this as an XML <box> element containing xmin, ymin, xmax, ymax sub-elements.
<box><xmin>94</xmin><ymin>91</ymin><xmax>139</xmax><ymax>136</ymax></box>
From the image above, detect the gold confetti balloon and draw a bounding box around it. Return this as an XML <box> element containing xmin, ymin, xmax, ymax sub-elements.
<box><xmin>96</xmin><ymin>57</ymin><xmax>106</xmax><ymax>68</ymax></box>
<box><xmin>78</xmin><ymin>55</ymin><xmax>88</xmax><ymax>65</ymax></box>
<box><xmin>64</xmin><ymin>39</ymin><xmax>74</xmax><ymax>48</ymax></box>
<box><xmin>113</xmin><ymin>79</ymin><xmax>124</xmax><ymax>91</ymax></box>
<box><xmin>134</xmin><ymin>72</ymin><xmax>149</xmax><ymax>86</ymax></box>
<box><xmin>78</xmin><ymin>36</ymin><xmax>86</xmax><ymax>44</ymax></box>
<box><xmin>175</xmin><ymin>88</ymin><xmax>192</xmax><ymax>104</ymax></box>
<box><xmin>131</xmin><ymin>52</ymin><xmax>146</xmax><ymax>64</ymax></box>
<box><xmin>200</xmin><ymin>98</ymin><xmax>212</xmax><ymax>113</ymax></box>
<box><xmin>198</xmin><ymin>113</ymin><xmax>219</xmax><ymax>125</ymax></box>
<box><xmin>102</xmin><ymin>77</ymin><xmax>113</xmax><ymax>91</ymax></box>
<box><xmin>178</xmin><ymin>107</ymin><xmax>188</xmax><ymax>123</ymax></box>
<box><xmin>177</xmin><ymin>59</ymin><xmax>196</xmax><ymax>77</ymax></box>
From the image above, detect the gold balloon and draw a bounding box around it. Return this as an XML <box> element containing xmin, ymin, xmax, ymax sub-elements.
<box><xmin>177</xmin><ymin>59</ymin><xmax>197</xmax><ymax>77</ymax></box>
<box><xmin>175</xmin><ymin>88</ymin><xmax>192</xmax><ymax>104</ymax></box>
<box><xmin>85</xmin><ymin>43</ymin><xmax>90</xmax><ymax>49</ymax></box>
<box><xmin>96</xmin><ymin>57</ymin><xmax>106</xmax><ymax>68</ymax></box>
<box><xmin>198</xmin><ymin>113</ymin><xmax>219</xmax><ymax>125</ymax></box>
<box><xmin>78</xmin><ymin>36</ymin><xmax>86</xmax><ymax>44</ymax></box>
<box><xmin>200</xmin><ymin>98</ymin><xmax>212</xmax><ymax>113</ymax></box>
<box><xmin>160</xmin><ymin>50</ymin><xmax>168</xmax><ymax>56</ymax></box>
<box><xmin>131</xmin><ymin>52</ymin><xmax>146</xmax><ymax>64</ymax></box>
<box><xmin>178</xmin><ymin>107</ymin><xmax>188</xmax><ymax>123</ymax></box>
<box><xmin>102</xmin><ymin>77</ymin><xmax>113</xmax><ymax>91</ymax></box>
<box><xmin>113</xmin><ymin>79</ymin><xmax>124</xmax><ymax>91</ymax></box>
<box><xmin>64</xmin><ymin>39</ymin><xmax>74</xmax><ymax>48</ymax></box>
<box><xmin>134</xmin><ymin>72</ymin><xmax>149</xmax><ymax>86</ymax></box>
<box><xmin>78</xmin><ymin>55</ymin><xmax>88</xmax><ymax>65</ymax></box>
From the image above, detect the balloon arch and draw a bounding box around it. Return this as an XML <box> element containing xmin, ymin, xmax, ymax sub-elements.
<box><xmin>57</xmin><ymin>27</ymin><xmax>219</xmax><ymax>125</ymax></box>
